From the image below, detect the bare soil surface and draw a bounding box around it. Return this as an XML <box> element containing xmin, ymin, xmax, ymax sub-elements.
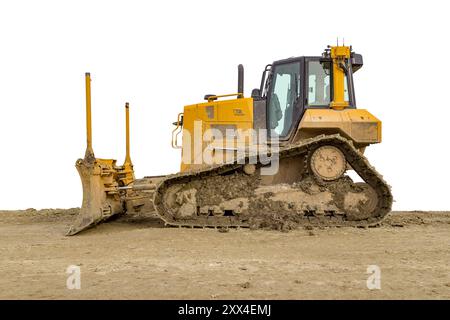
<box><xmin>0</xmin><ymin>209</ymin><xmax>449</xmax><ymax>299</ymax></box>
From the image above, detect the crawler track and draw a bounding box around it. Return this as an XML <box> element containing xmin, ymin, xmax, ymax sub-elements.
<box><xmin>153</xmin><ymin>134</ymin><xmax>393</xmax><ymax>228</ymax></box>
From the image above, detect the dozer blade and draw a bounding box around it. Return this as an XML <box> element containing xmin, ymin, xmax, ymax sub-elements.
<box><xmin>67</xmin><ymin>156</ymin><xmax>125</xmax><ymax>235</ymax></box>
<box><xmin>67</xmin><ymin>73</ymin><xmax>135</xmax><ymax>235</ymax></box>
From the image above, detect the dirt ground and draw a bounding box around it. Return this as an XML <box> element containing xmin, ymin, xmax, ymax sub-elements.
<box><xmin>0</xmin><ymin>209</ymin><xmax>449</xmax><ymax>300</ymax></box>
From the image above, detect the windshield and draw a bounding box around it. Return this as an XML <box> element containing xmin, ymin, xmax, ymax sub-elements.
<box><xmin>267</xmin><ymin>62</ymin><xmax>301</xmax><ymax>137</ymax></box>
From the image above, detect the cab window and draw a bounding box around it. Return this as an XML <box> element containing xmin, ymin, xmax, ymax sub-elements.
<box><xmin>267</xmin><ymin>62</ymin><xmax>301</xmax><ymax>137</ymax></box>
<box><xmin>307</xmin><ymin>61</ymin><xmax>331</xmax><ymax>106</ymax></box>
<box><xmin>308</xmin><ymin>60</ymin><xmax>350</xmax><ymax>106</ymax></box>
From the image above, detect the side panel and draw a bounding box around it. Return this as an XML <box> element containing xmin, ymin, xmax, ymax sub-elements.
<box><xmin>293</xmin><ymin>109</ymin><xmax>382</xmax><ymax>147</ymax></box>
<box><xmin>180</xmin><ymin>98</ymin><xmax>254</xmax><ymax>172</ymax></box>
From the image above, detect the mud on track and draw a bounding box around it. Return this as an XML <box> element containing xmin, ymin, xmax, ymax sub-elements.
<box><xmin>0</xmin><ymin>209</ymin><xmax>449</xmax><ymax>299</ymax></box>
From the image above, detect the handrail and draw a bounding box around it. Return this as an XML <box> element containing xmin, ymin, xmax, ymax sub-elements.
<box><xmin>206</xmin><ymin>93</ymin><xmax>243</xmax><ymax>102</ymax></box>
<box><xmin>171</xmin><ymin>113</ymin><xmax>183</xmax><ymax>149</ymax></box>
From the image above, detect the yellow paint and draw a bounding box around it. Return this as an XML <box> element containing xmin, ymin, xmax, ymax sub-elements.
<box><xmin>124</xmin><ymin>103</ymin><xmax>132</xmax><ymax>165</ymax></box>
<box><xmin>330</xmin><ymin>46</ymin><xmax>351</xmax><ymax>110</ymax></box>
<box><xmin>83</xmin><ymin>74</ymin><xmax>135</xmax><ymax>189</ymax></box>
<box><xmin>120</xmin><ymin>102</ymin><xmax>135</xmax><ymax>186</ymax></box>
<box><xmin>73</xmin><ymin>47</ymin><xmax>387</xmax><ymax>234</ymax></box>
<box><xmin>180</xmin><ymin>97</ymin><xmax>253</xmax><ymax>172</ymax></box>
<box><xmin>206</xmin><ymin>93</ymin><xmax>244</xmax><ymax>102</ymax></box>
<box><xmin>298</xmin><ymin>108</ymin><xmax>382</xmax><ymax>144</ymax></box>
<box><xmin>84</xmin><ymin>73</ymin><xmax>94</xmax><ymax>158</ymax></box>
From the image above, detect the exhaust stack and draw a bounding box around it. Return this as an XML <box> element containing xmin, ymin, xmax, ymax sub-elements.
<box><xmin>237</xmin><ymin>64</ymin><xmax>244</xmax><ymax>98</ymax></box>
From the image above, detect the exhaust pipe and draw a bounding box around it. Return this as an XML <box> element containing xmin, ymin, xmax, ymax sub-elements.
<box><xmin>237</xmin><ymin>64</ymin><xmax>244</xmax><ymax>98</ymax></box>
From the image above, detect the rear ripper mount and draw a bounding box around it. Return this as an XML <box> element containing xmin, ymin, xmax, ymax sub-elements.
<box><xmin>67</xmin><ymin>73</ymin><xmax>155</xmax><ymax>235</ymax></box>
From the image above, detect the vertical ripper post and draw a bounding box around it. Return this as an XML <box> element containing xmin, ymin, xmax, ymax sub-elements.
<box><xmin>124</xmin><ymin>102</ymin><xmax>132</xmax><ymax>166</ymax></box>
<box><xmin>85</xmin><ymin>72</ymin><xmax>95</xmax><ymax>160</ymax></box>
<box><xmin>68</xmin><ymin>73</ymin><xmax>127</xmax><ymax>235</ymax></box>
<box><xmin>121</xmin><ymin>102</ymin><xmax>135</xmax><ymax>186</ymax></box>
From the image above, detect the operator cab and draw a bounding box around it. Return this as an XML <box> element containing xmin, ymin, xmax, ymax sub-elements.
<box><xmin>252</xmin><ymin>49</ymin><xmax>363</xmax><ymax>141</ymax></box>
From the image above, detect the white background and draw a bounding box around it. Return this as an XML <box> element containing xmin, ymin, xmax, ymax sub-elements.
<box><xmin>0</xmin><ymin>0</ymin><xmax>449</xmax><ymax>210</ymax></box>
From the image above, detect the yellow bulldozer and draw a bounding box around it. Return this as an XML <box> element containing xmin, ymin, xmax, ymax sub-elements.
<box><xmin>67</xmin><ymin>44</ymin><xmax>393</xmax><ymax>235</ymax></box>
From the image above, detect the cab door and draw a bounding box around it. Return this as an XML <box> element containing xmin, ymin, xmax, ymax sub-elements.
<box><xmin>266</xmin><ymin>58</ymin><xmax>304</xmax><ymax>140</ymax></box>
